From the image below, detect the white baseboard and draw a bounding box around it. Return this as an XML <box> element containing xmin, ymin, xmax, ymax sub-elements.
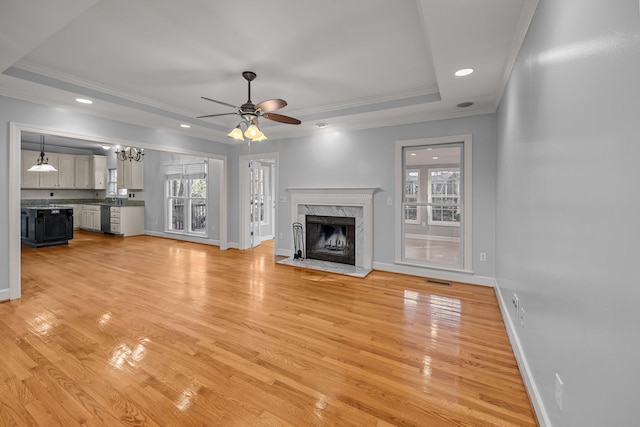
<box><xmin>145</xmin><ymin>230</ymin><xmax>220</xmax><ymax>247</ymax></box>
<box><xmin>0</xmin><ymin>288</ymin><xmax>10</xmax><ymax>302</ymax></box>
<box><xmin>406</xmin><ymin>234</ymin><xmax>460</xmax><ymax>243</ymax></box>
<box><xmin>227</xmin><ymin>241</ymin><xmax>240</xmax><ymax>249</ymax></box>
<box><xmin>276</xmin><ymin>248</ymin><xmax>292</xmax><ymax>257</ymax></box>
<box><xmin>372</xmin><ymin>261</ymin><xmax>495</xmax><ymax>287</ymax></box>
<box><xmin>494</xmin><ymin>284</ymin><xmax>550</xmax><ymax>427</ymax></box>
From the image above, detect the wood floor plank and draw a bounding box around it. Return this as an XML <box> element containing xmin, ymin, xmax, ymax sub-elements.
<box><xmin>1</xmin><ymin>231</ymin><xmax>539</xmax><ymax>426</ymax></box>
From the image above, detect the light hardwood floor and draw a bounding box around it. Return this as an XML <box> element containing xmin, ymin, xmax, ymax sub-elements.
<box><xmin>1</xmin><ymin>231</ymin><xmax>537</xmax><ymax>426</ymax></box>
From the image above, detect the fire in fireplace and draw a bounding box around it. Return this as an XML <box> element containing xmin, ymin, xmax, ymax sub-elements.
<box><xmin>305</xmin><ymin>215</ymin><xmax>356</xmax><ymax>265</ymax></box>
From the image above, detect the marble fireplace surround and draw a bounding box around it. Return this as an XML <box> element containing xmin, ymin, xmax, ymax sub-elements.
<box><xmin>283</xmin><ymin>188</ymin><xmax>377</xmax><ymax>277</ymax></box>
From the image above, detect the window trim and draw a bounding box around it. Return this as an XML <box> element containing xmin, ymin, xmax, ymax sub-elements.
<box><xmin>395</xmin><ymin>135</ymin><xmax>473</xmax><ymax>273</ymax></box>
<box><xmin>164</xmin><ymin>161</ymin><xmax>209</xmax><ymax>238</ymax></box>
<box><xmin>404</xmin><ymin>169</ymin><xmax>421</xmax><ymax>224</ymax></box>
<box><xmin>427</xmin><ymin>167</ymin><xmax>461</xmax><ymax>227</ymax></box>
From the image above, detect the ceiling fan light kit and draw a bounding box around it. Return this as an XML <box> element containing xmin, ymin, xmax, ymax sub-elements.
<box><xmin>199</xmin><ymin>71</ymin><xmax>301</xmax><ymax>143</ymax></box>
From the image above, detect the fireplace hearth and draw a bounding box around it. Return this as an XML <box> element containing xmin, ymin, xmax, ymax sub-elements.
<box><xmin>306</xmin><ymin>215</ymin><xmax>356</xmax><ymax>265</ymax></box>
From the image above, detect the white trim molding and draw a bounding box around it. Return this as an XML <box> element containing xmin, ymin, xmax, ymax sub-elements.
<box><xmin>495</xmin><ymin>283</ymin><xmax>551</xmax><ymax>427</ymax></box>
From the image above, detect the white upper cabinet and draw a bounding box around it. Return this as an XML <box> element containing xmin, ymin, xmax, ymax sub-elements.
<box><xmin>117</xmin><ymin>158</ymin><xmax>144</xmax><ymax>190</ymax></box>
<box><xmin>21</xmin><ymin>150</ymin><xmax>40</xmax><ymax>188</ymax></box>
<box><xmin>75</xmin><ymin>156</ymin><xmax>91</xmax><ymax>188</ymax></box>
<box><xmin>57</xmin><ymin>155</ymin><xmax>75</xmax><ymax>188</ymax></box>
<box><xmin>93</xmin><ymin>156</ymin><xmax>107</xmax><ymax>189</ymax></box>
<box><xmin>22</xmin><ymin>150</ymin><xmax>107</xmax><ymax>190</ymax></box>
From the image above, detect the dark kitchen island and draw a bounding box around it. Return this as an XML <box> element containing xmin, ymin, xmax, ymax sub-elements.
<box><xmin>21</xmin><ymin>206</ymin><xmax>74</xmax><ymax>248</ymax></box>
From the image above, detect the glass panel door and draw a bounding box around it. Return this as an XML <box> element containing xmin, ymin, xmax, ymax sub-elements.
<box><xmin>402</xmin><ymin>144</ymin><xmax>463</xmax><ymax>268</ymax></box>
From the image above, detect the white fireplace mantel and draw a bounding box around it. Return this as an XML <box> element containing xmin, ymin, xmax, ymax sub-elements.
<box><xmin>286</xmin><ymin>187</ymin><xmax>378</xmax><ymax>273</ymax></box>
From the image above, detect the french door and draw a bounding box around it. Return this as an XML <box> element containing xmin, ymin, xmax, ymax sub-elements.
<box><xmin>401</xmin><ymin>142</ymin><xmax>467</xmax><ymax>269</ymax></box>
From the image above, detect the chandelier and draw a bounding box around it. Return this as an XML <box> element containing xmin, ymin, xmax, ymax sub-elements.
<box><xmin>115</xmin><ymin>146</ymin><xmax>144</xmax><ymax>162</ymax></box>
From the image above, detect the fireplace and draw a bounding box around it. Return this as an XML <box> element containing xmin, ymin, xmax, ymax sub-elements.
<box><xmin>284</xmin><ymin>187</ymin><xmax>377</xmax><ymax>276</ymax></box>
<box><xmin>306</xmin><ymin>215</ymin><xmax>356</xmax><ymax>265</ymax></box>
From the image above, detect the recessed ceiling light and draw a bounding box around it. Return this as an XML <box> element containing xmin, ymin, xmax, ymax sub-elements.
<box><xmin>180</xmin><ymin>124</ymin><xmax>191</xmax><ymax>128</ymax></box>
<box><xmin>315</xmin><ymin>122</ymin><xmax>329</xmax><ymax>128</ymax></box>
<box><xmin>410</xmin><ymin>153</ymin><xmax>417</xmax><ymax>156</ymax></box>
<box><xmin>433</xmin><ymin>156</ymin><xmax>439</xmax><ymax>160</ymax></box>
<box><xmin>456</xmin><ymin>101</ymin><xmax>474</xmax><ymax>108</ymax></box>
<box><xmin>76</xmin><ymin>98</ymin><xmax>93</xmax><ymax>104</ymax></box>
<box><xmin>101</xmin><ymin>145</ymin><xmax>111</xmax><ymax>150</ymax></box>
<box><xmin>454</xmin><ymin>68</ymin><xmax>474</xmax><ymax>77</ymax></box>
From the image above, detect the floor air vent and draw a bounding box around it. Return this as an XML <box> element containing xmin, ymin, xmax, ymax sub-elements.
<box><xmin>427</xmin><ymin>279</ymin><xmax>451</xmax><ymax>286</ymax></box>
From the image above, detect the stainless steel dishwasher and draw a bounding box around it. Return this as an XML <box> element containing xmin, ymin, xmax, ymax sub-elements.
<box><xmin>100</xmin><ymin>205</ymin><xmax>111</xmax><ymax>233</ymax></box>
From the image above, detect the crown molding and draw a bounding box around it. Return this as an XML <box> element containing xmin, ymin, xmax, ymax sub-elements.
<box><xmin>494</xmin><ymin>0</ymin><xmax>540</xmax><ymax>109</ymax></box>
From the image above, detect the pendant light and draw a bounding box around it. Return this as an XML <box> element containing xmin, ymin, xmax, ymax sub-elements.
<box><xmin>28</xmin><ymin>135</ymin><xmax>57</xmax><ymax>172</ymax></box>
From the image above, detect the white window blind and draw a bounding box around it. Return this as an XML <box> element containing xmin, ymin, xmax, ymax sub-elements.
<box><xmin>164</xmin><ymin>161</ymin><xmax>207</xmax><ymax>180</ymax></box>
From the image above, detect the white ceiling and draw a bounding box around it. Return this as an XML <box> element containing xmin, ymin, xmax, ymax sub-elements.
<box><xmin>0</xmin><ymin>0</ymin><xmax>538</xmax><ymax>145</ymax></box>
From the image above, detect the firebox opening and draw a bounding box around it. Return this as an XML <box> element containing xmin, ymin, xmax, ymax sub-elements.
<box><xmin>305</xmin><ymin>215</ymin><xmax>356</xmax><ymax>265</ymax></box>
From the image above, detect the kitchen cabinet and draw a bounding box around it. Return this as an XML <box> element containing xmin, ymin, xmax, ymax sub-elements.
<box><xmin>57</xmin><ymin>154</ymin><xmax>75</xmax><ymax>188</ymax></box>
<box><xmin>36</xmin><ymin>153</ymin><xmax>59</xmax><ymax>188</ymax></box>
<box><xmin>71</xmin><ymin>205</ymin><xmax>81</xmax><ymax>230</ymax></box>
<box><xmin>21</xmin><ymin>150</ymin><xmax>40</xmax><ymax>188</ymax></box>
<box><xmin>21</xmin><ymin>150</ymin><xmax>72</xmax><ymax>189</ymax></box>
<box><xmin>117</xmin><ymin>159</ymin><xmax>144</xmax><ymax>190</ymax></box>
<box><xmin>21</xmin><ymin>206</ymin><xmax>74</xmax><ymax>248</ymax></box>
<box><xmin>75</xmin><ymin>156</ymin><xmax>90</xmax><ymax>188</ymax></box>
<box><xmin>93</xmin><ymin>156</ymin><xmax>107</xmax><ymax>189</ymax></box>
<box><xmin>75</xmin><ymin>155</ymin><xmax>107</xmax><ymax>189</ymax></box>
<box><xmin>22</xmin><ymin>150</ymin><xmax>106</xmax><ymax>190</ymax></box>
<box><xmin>80</xmin><ymin>205</ymin><xmax>101</xmax><ymax>231</ymax></box>
<box><xmin>110</xmin><ymin>206</ymin><xmax>144</xmax><ymax>236</ymax></box>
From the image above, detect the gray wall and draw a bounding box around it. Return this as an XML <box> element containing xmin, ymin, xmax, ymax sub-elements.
<box><xmin>230</xmin><ymin>113</ymin><xmax>497</xmax><ymax>278</ymax></box>
<box><xmin>495</xmin><ymin>0</ymin><xmax>640</xmax><ymax>425</ymax></box>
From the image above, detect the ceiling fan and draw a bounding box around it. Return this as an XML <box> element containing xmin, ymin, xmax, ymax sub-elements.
<box><xmin>197</xmin><ymin>71</ymin><xmax>301</xmax><ymax>141</ymax></box>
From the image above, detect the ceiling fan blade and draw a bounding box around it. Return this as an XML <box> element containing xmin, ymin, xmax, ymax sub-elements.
<box><xmin>256</xmin><ymin>98</ymin><xmax>287</xmax><ymax>113</ymax></box>
<box><xmin>263</xmin><ymin>112</ymin><xmax>301</xmax><ymax>125</ymax></box>
<box><xmin>197</xmin><ymin>112</ymin><xmax>239</xmax><ymax>119</ymax></box>
<box><xmin>201</xmin><ymin>96</ymin><xmax>238</xmax><ymax>109</ymax></box>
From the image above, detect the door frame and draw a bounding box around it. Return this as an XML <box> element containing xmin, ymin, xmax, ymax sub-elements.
<box><xmin>394</xmin><ymin>134</ymin><xmax>473</xmax><ymax>273</ymax></box>
<box><xmin>238</xmin><ymin>152</ymin><xmax>278</xmax><ymax>251</ymax></box>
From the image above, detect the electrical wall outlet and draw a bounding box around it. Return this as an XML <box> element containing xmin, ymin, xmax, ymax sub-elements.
<box><xmin>519</xmin><ymin>306</ymin><xmax>525</xmax><ymax>327</ymax></box>
<box><xmin>480</xmin><ymin>252</ymin><xmax>487</xmax><ymax>262</ymax></box>
<box><xmin>512</xmin><ymin>294</ymin><xmax>519</xmax><ymax>313</ymax></box>
<box><xmin>386</xmin><ymin>197</ymin><xmax>392</xmax><ymax>206</ymax></box>
<box><xmin>278</xmin><ymin>232</ymin><xmax>283</xmax><ymax>240</ymax></box>
<box><xmin>554</xmin><ymin>373</ymin><xmax>563</xmax><ymax>411</ymax></box>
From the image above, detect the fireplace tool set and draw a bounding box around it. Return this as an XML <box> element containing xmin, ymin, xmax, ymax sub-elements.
<box><xmin>292</xmin><ymin>222</ymin><xmax>305</xmax><ymax>259</ymax></box>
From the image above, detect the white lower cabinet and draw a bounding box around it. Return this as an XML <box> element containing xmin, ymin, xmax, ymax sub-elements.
<box><xmin>72</xmin><ymin>205</ymin><xmax>81</xmax><ymax>230</ymax></box>
<box><xmin>80</xmin><ymin>205</ymin><xmax>101</xmax><ymax>231</ymax></box>
<box><xmin>110</xmin><ymin>206</ymin><xmax>144</xmax><ymax>236</ymax></box>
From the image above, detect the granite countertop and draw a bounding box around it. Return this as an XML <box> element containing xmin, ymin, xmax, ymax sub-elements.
<box><xmin>21</xmin><ymin>205</ymin><xmax>75</xmax><ymax>210</ymax></box>
<box><xmin>21</xmin><ymin>198</ymin><xmax>145</xmax><ymax>207</ymax></box>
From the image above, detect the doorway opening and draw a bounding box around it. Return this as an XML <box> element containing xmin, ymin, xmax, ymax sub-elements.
<box><xmin>239</xmin><ymin>153</ymin><xmax>278</xmax><ymax>252</ymax></box>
